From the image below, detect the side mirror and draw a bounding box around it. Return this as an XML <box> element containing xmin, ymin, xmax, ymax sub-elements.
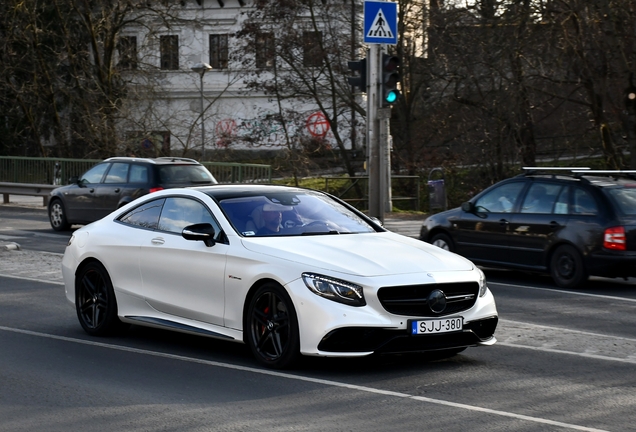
<box><xmin>69</xmin><ymin>176</ymin><xmax>79</xmax><ymax>185</ymax></box>
<box><xmin>369</xmin><ymin>216</ymin><xmax>383</xmax><ymax>227</ymax></box>
<box><xmin>461</xmin><ymin>202</ymin><xmax>474</xmax><ymax>213</ymax></box>
<box><xmin>182</xmin><ymin>223</ymin><xmax>216</xmax><ymax>247</ymax></box>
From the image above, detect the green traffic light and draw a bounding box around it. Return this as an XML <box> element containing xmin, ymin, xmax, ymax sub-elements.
<box><xmin>385</xmin><ymin>91</ymin><xmax>398</xmax><ymax>103</ymax></box>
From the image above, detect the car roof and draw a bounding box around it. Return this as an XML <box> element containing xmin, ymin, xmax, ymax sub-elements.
<box><xmin>193</xmin><ymin>184</ymin><xmax>318</xmax><ymax>201</ymax></box>
<box><xmin>102</xmin><ymin>156</ymin><xmax>202</xmax><ymax>165</ymax></box>
<box><xmin>519</xmin><ymin>167</ymin><xmax>636</xmax><ymax>189</ymax></box>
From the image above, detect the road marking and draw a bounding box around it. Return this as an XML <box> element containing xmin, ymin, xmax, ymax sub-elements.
<box><xmin>0</xmin><ymin>325</ymin><xmax>609</xmax><ymax>432</ymax></box>
<box><xmin>490</xmin><ymin>282</ymin><xmax>636</xmax><ymax>303</ymax></box>
<box><xmin>497</xmin><ymin>342</ymin><xmax>636</xmax><ymax>364</ymax></box>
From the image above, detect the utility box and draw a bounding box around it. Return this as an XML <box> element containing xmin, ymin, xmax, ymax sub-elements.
<box><xmin>427</xmin><ymin>168</ymin><xmax>447</xmax><ymax>212</ymax></box>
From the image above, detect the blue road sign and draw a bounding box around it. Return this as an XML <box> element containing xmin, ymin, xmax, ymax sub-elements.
<box><xmin>364</xmin><ymin>1</ymin><xmax>398</xmax><ymax>45</ymax></box>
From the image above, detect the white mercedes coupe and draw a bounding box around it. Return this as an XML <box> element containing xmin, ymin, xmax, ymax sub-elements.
<box><xmin>62</xmin><ymin>184</ymin><xmax>498</xmax><ymax>368</ymax></box>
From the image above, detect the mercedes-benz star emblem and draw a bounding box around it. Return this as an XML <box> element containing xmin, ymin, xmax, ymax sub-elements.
<box><xmin>427</xmin><ymin>289</ymin><xmax>447</xmax><ymax>313</ymax></box>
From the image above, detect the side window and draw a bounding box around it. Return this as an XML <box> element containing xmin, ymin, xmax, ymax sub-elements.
<box><xmin>573</xmin><ymin>188</ymin><xmax>598</xmax><ymax>215</ymax></box>
<box><xmin>474</xmin><ymin>182</ymin><xmax>525</xmax><ymax>213</ymax></box>
<box><xmin>158</xmin><ymin>197</ymin><xmax>222</xmax><ymax>238</ymax></box>
<box><xmin>118</xmin><ymin>199</ymin><xmax>165</xmax><ymax>229</ymax></box>
<box><xmin>129</xmin><ymin>165</ymin><xmax>149</xmax><ymax>184</ymax></box>
<box><xmin>104</xmin><ymin>163</ymin><xmax>129</xmax><ymax>184</ymax></box>
<box><xmin>520</xmin><ymin>183</ymin><xmax>562</xmax><ymax>214</ymax></box>
<box><xmin>80</xmin><ymin>163</ymin><xmax>109</xmax><ymax>184</ymax></box>
<box><xmin>554</xmin><ymin>186</ymin><xmax>570</xmax><ymax>214</ymax></box>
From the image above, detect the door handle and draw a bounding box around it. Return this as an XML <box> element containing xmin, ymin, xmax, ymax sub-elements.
<box><xmin>151</xmin><ymin>237</ymin><xmax>165</xmax><ymax>245</ymax></box>
<box><xmin>499</xmin><ymin>219</ymin><xmax>509</xmax><ymax>226</ymax></box>
<box><xmin>549</xmin><ymin>221</ymin><xmax>560</xmax><ymax>229</ymax></box>
<box><xmin>114</xmin><ymin>188</ymin><xmax>120</xmax><ymax>193</ymax></box>
<box><xmin>89</xmin><ymin>188</ymin><xmax>94</xmax><ymax>193</ymax></box>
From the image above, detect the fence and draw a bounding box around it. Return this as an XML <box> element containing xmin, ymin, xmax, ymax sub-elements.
<box><xmin>324</xmin><ymin>175</ymin><xmax>420</xmax><ymax>211</ymax></box>
<box><xmin>0</xmin><ymin>156</ymin><xmax>271</xmax><ymax>185</ymax></box>
<box><xmin>0</xmin><ymin>156</ymin><xmax>271</xmax><ymax>206</ymax></box>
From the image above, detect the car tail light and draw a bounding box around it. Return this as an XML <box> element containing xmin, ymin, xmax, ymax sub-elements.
<box><xmin>149</xmin><ymin>187</ymin><xmax>164</xmax><ymax>193</ymax></box>
<box><xmin>603</xmin><ymin>226</ymin><xmax>626</xmax><ymax>251</ymax></box>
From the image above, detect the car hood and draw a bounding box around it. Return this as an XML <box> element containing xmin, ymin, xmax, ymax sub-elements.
<box><xmin>240</xmin><ymin>232</ymin><xmax>474</xmax><ymax>277</ymax></box>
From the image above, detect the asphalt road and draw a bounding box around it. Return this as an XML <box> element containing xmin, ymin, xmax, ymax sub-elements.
<box><xmin>1</xmin><ymin>201</ymin><xmax>635</xmax><ymax>431</ymax></box>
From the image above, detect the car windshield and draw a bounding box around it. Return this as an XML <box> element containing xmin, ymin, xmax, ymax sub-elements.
<box><xmin>218</xmin><ymin>191</ymin><xmax>377</xmax><ymax>237</ymax></box>
<box><xmin>607</xmin><ymin>187</ymin><xmax>636</xmax><ymax>215</ymax></box>
<box><xmin>158</xmin><ymin>165</ymin><xmax>217</xmax><ymax>185</ymax></box>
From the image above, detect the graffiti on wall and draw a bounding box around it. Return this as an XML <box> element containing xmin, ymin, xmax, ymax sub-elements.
<box><xmin>212</xmin><ymin>111</ymin><xmax>331</xmax><ymax>148</ymax></box>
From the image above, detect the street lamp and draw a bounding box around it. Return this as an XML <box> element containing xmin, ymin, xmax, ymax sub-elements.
<box><xmin>191</xmin><ymin>62</ymin><xmax>213</xmax><ymax>160</ymax></box>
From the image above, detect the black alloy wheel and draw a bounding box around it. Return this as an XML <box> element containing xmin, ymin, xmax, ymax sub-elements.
<box><xmin>49</xmin><ymin>199</ymin><xmax>70</xmax><ymax>231</ymax></box>
<box><xmin>431</xmin><ymin>233</ymin><xmax>454</xmax><ymax>252</ymax></box>
<box><xmin>76</xmin><ymin>262</ymin><xmax>125</xmax><ymax>336</ymax></box>
<box><xmin>246</xmin><ymin>283</ymin><xmax>300</xmax><ymax>369</ymax></box>
<box><xmin>550</xmin><ymin>244</ymin><xmax>588</xmax><ymax>288</ymax></box>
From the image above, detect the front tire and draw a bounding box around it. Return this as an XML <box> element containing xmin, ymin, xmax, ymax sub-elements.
<box><xmin>550</xmin><ymin>245</ymin><xmax>587</xmax><ymax>288</ymax></box>
<box><xmin>49</xmin><ymin>199</ymin><xmax>70</xmax><ymax>231</ymax></box>
<box><xmin>431</xmin><ymin>233</ymin><xmax>454</xmax><ymax>252</ymax></box>
<box><xmin>75</xmin><ymin>262</ymin><xmax>124</xmax><ymax>336</ymax></box>
<box><xmin>246</xmin><ymin>283</ymin><xmax>300</xmax><ymax>369</ymax></box>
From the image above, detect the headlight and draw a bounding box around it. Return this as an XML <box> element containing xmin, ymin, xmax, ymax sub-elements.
<box><xmin>302</xmin><ymin>273</ymin><xmax>365</xmax><ymax>306</ymax></box>
<box><xmin>477</xmin><ymin>267</ymin><xmax>488</xmax><ymax>297</ymax></box>
<box><xmin>67</xmin><ymin>235</ymin><xmax>75</xmax><ymax>247</ymax></box>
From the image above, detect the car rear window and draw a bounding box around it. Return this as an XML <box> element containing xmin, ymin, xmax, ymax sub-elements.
<box><xmin>158</xmin><ymin>165</ymin><xmax>217</xmax><ymax>185</ymax></box>
<box><xmin>607</xmin><ymin>188</ymin><xmax>636</xmax><ymax>215</ymax></box>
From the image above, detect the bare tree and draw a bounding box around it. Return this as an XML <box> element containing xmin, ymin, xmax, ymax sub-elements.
<box><xmin>234</xmin><ymin>0</ymin><xmax>363</xmax><ymax>182</ymax></box>
<box><xmin>0</xmin><ymin>0</ymin><xmax>224</xmax><ymax>159</ymax></box>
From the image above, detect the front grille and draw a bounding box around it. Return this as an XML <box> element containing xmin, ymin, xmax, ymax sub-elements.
<box><xmin>377</xmin><ymin>282</ymin><xmax>479</xmax><ymax>317</ymax></box>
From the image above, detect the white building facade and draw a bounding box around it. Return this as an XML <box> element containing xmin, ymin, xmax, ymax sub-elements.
<box><xmin>118</xmin><ymin>0</ymin><xmax>361</xmax><ymax>158</ymax></box>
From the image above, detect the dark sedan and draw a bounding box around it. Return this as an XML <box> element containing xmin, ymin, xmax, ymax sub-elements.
<box><xmin>420</xmin><ymin>168</ymin><xmax>636</xmax><ymax>288</ymax></box>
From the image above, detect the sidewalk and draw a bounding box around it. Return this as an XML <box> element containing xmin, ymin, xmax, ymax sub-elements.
<box><xmin>0</xmin><ymin>194</ymin><xmax>48</xmax><ymax>208</ymax></box>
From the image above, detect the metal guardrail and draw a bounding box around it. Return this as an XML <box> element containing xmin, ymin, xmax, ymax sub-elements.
<box><xmin>0</xmin><ymin>156</ymin><xmax>272</xmax><ymax>206</ymax></box>
<box><xmin>0</xmin><ymin>182</ymin><xmax>58</xmax><ymax>206</ymax></box>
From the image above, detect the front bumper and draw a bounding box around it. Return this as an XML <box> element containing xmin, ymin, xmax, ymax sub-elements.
<box><xmin>289</xmin><ymin>274</ymin><xmax>499</xmax><ymax>357</ymax></box>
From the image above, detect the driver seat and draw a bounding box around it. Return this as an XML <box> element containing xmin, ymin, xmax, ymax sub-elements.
<box><xmin>245</xmin><ymin>205</ymin><xmax>265</xmax><ymax>232</ymax></box>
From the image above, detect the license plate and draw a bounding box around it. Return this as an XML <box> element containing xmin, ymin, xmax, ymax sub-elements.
<box><xmin>410</xmin><ymin>317</ymin><xmax>463</xmax><ymax>335</ymax></box>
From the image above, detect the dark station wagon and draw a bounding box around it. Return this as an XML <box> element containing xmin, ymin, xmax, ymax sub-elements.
<box><xmin>48</xmin><ymin>157</ymin><xmax>217</xmax><ymax>231</ymax></box>
<box><xmin>420</xmin><ymin>167</ymin><xmax>636</xmax><ymax>288</ymax></box>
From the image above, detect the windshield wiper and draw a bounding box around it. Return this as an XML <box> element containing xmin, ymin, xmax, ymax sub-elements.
<box><xmin>301</xmin><ymin>230</ymin><xmax>341</xmax><ymax>236</ymax></box>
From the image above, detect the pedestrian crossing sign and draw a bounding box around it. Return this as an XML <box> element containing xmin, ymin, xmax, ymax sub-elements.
<box><xmin>363</xmin><ymin>1</ymin><xmax>398</xmax><ymax>45</ymax></box>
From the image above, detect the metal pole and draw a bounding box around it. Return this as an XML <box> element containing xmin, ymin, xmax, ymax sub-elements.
<box><xmin>200</xmin><ymin>73</ymin><xmax>206</xmax><ymax>161</ymax></box>
<box><xmin>367</xmin><ymin>44</ymin><xmax>382</xmax><ymax>221</ymax></box>
<box><xmin>350</xmin><ymin>0</ymin><xmax>357</xmax><ymax>151</ymax></box>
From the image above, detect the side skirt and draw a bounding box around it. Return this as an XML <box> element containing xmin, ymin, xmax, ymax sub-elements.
<box><xmin>124</xmin><ymin>315</ymin><xmax>236</xmax><ymax>340</ymax></box>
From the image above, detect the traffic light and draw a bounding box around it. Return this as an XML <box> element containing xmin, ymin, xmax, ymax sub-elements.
<box><xmin>381</xmin><ymin>54</ymin><xmax>400</xmax><ymax>106</ymax></box>
<box><xmin>347</xmin><ymin>58</ymin><xmax>367</xmax><ymax>93</ymax></box>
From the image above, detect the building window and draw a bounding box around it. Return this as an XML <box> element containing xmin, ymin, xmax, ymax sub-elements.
<box><xmin>160</xmin><ymin>35</ymin><xmax>179</xmax><ymax>70</ymax></box>
<box><xmin>209</xmin><ymin>34</ymin><xmax>228</xmax><ymax>69</ymax></box>
<box><xmin>256</xmin><ymin>32</ymin><xmax>275</xmax><ymax>69</ymax></box>
<box><xmin>303</xmin><ymin>31</ymin><xmax>323</xmax><ymax>67</ymax></box>
<box><xmin>117</xmin><ymin>36</ymin><xmax>137</xmax><ymax>70</ymax></box>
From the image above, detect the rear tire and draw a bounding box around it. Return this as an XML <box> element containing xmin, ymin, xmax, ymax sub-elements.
<box><xmin>49</xmin><ymin>199</ymin><xmax>70</xmax><ymax>231</ymax></box>
<box><xmin>550</xmin><ymin>245</ymin><xmax>587</xmax><ymax>288</ymax></box>
<box><xmin>75</xmin><ymin>262</ymin><xmax>126</xmax><ymax>336</ymax></box>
